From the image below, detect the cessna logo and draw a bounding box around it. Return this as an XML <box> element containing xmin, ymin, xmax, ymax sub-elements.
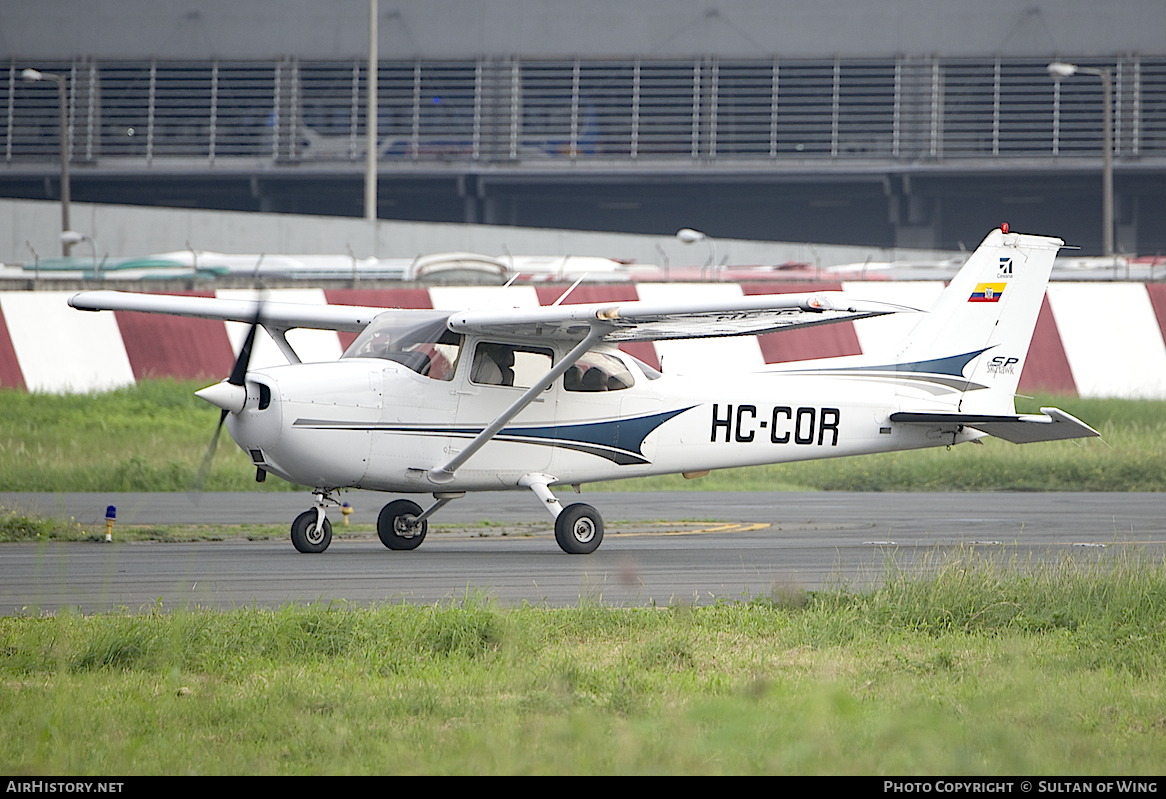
<box><xmin>987</xmin><ymin>356</ymin><xmax>1019</xmax><ymax>375</ymax></box>
<box><xmin>711</xmin><ymin>404</ymin><xmax>840</xmax><ymax>446</ymax></box>
<box><xmin>998</xmin><ymin>257</ymin><xmax>1013</xmax><ymax>277</ymax></box>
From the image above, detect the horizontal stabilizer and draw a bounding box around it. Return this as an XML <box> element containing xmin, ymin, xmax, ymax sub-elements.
<box><xmin>890</xmin><ymin>407</ymin><xmax>1099</xmax><ymax>444</ymax></box>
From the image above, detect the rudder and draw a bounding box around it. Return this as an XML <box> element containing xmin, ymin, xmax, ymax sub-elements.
<box><xmin>895</xmin><ymin>228</ymin><xmax>1063</xmax><ymax>414</ymax></box>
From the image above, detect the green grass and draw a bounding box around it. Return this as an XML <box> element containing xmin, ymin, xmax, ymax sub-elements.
<box><xmin>0</xmin><ymin>512</ymin><xmax>565</xmax><ymax>543</ymax></box>
<box><xmin>0</xmin><ymin>379</ymin><xmax>297</xmax><ymax>492</ymax></box>
<box><xmin>2</xmin><ymin>552</ymin><xmax>1164</xmax><ymax>774</ymax></box>
<box><xmin>0</xmin><ymin>506</ymin><xmax>94</xmax><ymax>542</ymax></box>
<box><xmin>0</xmin><ymin>381</ymin><xmax>1163</xmax><ymax>492</ymax></box>
<box><xmin>0</xmin><ymin>508</ymin><xmax>380</xmax><ymax>543</ymax></box>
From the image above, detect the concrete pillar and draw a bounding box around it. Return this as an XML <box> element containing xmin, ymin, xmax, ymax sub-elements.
<box><xmin>1116</xmin><ymin>193</ymin><xmax>1138</xmax><ymax>254</ymax></box>
<box><xmin>888</xmin><ymin>177</ymin><xmax>940</xmax><ymax>250</ymax></box>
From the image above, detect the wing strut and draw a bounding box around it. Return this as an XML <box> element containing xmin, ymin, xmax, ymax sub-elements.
<box><xmin>427</xmin><ymin>325</ymin><xmax>610</xmax><ymax>484</ymax></box>
<box><xmin>264</xmin><ymin>326</ymin><xmax>302</xmax><ymax>365</ymax></box>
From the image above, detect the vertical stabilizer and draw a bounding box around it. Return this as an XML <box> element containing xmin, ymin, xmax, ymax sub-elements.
<box><xmin>895</xmin><ymin>228</ymin><xmax>1063</xmax><ymax>414</ymax></box>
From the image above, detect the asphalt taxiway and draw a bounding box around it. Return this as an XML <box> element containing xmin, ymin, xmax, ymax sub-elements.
<box><xmin>1</xmin><ymin>491</ymin><xmax>1163</xmax><ymax>611</ymax></box>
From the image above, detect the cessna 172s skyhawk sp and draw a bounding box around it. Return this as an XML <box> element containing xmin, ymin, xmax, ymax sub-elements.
<box><xmin>70</xmin><ymin>227</ymin><xmax>1097</xmax><ymax>555</ymax></box>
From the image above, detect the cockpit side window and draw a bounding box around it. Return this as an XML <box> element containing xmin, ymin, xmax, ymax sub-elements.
<box><xmin>341</xmin><ymin>312</ymin><xmax>462</xmax><ymax>381</ymax></box>
<box><xmin>564</xmin><ymin>351</ymin><xmax>635</xmax><ymax>392</ymax></box>
<box><xmin>470</xmin><ymin>342</ymin><xmax>554</xmax><ymax>389</ymax></box>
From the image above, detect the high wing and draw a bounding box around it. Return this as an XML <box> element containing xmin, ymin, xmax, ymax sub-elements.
<box><xmin>69</xmin><ymin>290</ymin><xmax>383</xmax><ymax>333</ymax></box>
<box><xmin>448</xmin><ymin>292</ymin><xmax>919</xmax><ymax>342</ymax></box>
<box><xmin>430</xmin><ymin>292</ymin><xmax>914</xmax><ymax>483</ymax></box>
<box><xmin>71</xmin><ymin>289</ymin><xmax>918</xmax><ymax>343</ymax></box>
<box><xmin>889</xmin><ymin>408</ymin><xmax>1100</xmax><ymax>444</ymax></box>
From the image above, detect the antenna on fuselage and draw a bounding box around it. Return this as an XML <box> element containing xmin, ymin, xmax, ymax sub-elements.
<box><xmin>474</xmin><ymin>271</ymin><xmax>525</xmax><ymax>310</ymax></box>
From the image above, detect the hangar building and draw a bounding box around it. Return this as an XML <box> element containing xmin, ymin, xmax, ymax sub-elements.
<box><xmin>2</xmin><ymin>0</ymin><xmax>1164</xmax><ymax>255</ymax></box>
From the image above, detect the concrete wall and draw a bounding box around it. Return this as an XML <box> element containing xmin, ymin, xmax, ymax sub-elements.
<box><xmin>3</xmin><ymin>1</ymin><xmax>1162</xmax><ymax>61</ymax></box>
<box><xmin>4</xmin><ymin>280</ymin><xmax>1166</xmax><ymax>398</ymax></box>
<box><xmin>0</xmin><ymin>198</ymin><xmax>953</xmax><ymax>270</ymax></box>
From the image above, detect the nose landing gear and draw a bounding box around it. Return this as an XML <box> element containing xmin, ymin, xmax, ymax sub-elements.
<box><xmin>290</xmin><ymin>489</ymin><xmax>342</xmax><ymax>553</ymax></box>
<box><xmin>290</xmin><ymin>508</ymin><xmax>332</xmax><ymax>553</ymax></box>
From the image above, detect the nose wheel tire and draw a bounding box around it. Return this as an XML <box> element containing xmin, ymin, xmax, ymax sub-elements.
<box><xmin>378</xmin><ymin>499</ymin><xmax>428</xmax><ymax>550</ymax></box>
<box><xmin>554</xmin><ymin>503</ymin><xmax>603</xmax><ymax>554</ymax></box>
<box><xmin>291</xmin><ymin>510</ymin><xmax>332</xmax><ymax>554</ymax></box>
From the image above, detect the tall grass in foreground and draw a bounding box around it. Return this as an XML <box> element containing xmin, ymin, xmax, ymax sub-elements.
<box><xmin>2</xmin><ymin>552</ymin><xmax>1165</xmax><ymax>774</ymax></box>
<box><xmin>1</xmin><ymin>382</ymin><xmax>1163</xmax><ymax>491</ymax></box>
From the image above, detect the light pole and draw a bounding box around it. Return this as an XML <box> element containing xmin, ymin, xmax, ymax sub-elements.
<box><xmin>1048</xmin><ymin>61</ymin><xmax>1114</xmax><ymax>256</ymax></box>
<box><xmin>22</xmin><ymin>68</ymin><xmax>72</xmax><ymax>256</ymax></box>
<box><xmin>60</xmin><ymin>230</ymin><xmax>98</xmax><ymax>278</ymax></box>
<box><xmin>365</xmin><ymin>0</ymin><xmax>378</xmax><ymax>222</ymax></box>
<box><xmin>676</xmin><ymin>228</ymin><xmax>717</xmax><ymax>278</ymax></box>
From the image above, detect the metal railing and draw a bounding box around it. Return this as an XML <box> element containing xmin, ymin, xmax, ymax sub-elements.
<box><xmin>5</xmin><ymin>55</ymin><xmax>1164</xmax><ymax>167</ymax></box>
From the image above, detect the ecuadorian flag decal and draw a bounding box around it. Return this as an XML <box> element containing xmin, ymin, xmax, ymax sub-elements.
<box><xmin>969</xmin><ymin>283</ymin><xmax>1006</xmax><ymax>302</ymax></box>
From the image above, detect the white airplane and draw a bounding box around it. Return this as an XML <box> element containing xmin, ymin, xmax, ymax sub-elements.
<box><xmin>69</xmin><ymin>227</ymin><xmax>1097</xmax><ymax>555</ymax></box>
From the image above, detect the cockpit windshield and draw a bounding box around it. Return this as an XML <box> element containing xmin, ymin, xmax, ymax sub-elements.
<box><xmin>341</xmin><ymin>311</ymin><xmax>462</xmax><ymax>381</ymax></box>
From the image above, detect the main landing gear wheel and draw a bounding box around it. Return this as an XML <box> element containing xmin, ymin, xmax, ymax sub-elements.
<box><xmin>378</xmin><ymin>499</ymin><xmax>428</xmax><ymax>550</ymax></box>
<box><xmin>555</xmin><ymin>503</ymin><xmax>604</xmax><ymax>554</ymax></box>
<box><xmin>290</xmin><ymin>509</ymin><xmax>332</xmax><ymax>554</ymax></box>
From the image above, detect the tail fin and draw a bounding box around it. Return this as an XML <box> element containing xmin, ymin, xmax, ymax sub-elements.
<box><xmin>894</xmin><ymin>227</ymin><xmax>1063</xmax><ymax>414</ymax></box>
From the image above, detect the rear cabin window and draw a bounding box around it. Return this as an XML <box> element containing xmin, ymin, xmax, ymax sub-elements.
<box><xmin>564</xmin><ymin>351</ymin><xmax>635</xmax><ymax>392</ymax></box>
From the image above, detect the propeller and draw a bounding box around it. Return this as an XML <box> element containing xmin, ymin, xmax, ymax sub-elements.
<box><xmin>191</xmin><ymin>302</ymin><xmax>262</xmax><ymax>492</ymax></box>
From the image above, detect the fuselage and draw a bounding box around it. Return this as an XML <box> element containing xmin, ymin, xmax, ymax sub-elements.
<box><xmin>226</xmin><ymin>338</ymin><xmax>978</xmax><ymax>494</ymax></box>
<box><xmin>65</xmin><ymin>229</ymin><xmax>1083</xmax><ymax>557</ymax></box>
